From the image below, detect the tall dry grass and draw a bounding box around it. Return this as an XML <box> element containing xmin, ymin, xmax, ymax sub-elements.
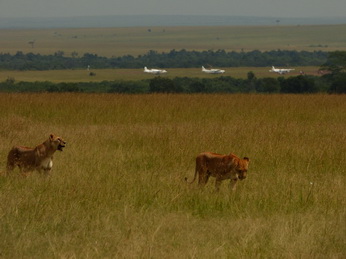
<box><xmin>0</xmin><ymin>93</ymin><xmax>345</xmax><ymax>258</ymax></box>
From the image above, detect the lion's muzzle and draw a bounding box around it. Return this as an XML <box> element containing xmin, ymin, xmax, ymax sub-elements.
<box><xmin>238</xmin><ymin>172</ymin><xmax>247</xmax><ymax>180</ymax></box>
<box><xmin>58</xmin><ymin>141</ymin><xmax>66</xmax><ymax>151</ymax></box>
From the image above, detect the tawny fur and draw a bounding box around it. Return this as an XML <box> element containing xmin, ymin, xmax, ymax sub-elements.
<box><xmin>6</xmin><ymin>134</ymin><xmax>66</xmax><ymax>176</ymax></box>
<box><xmin>186</xmin><ymin>152</ymin><xmax>250</xmax><ymax>191</ymax></box>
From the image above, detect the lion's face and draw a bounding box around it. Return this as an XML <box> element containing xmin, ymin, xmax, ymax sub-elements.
<box><xmin>238</xmin><ymin>170</ymin><xmax>247</xmax><ymax>180</ymax></box>
<box><xmin>49</xmin><ymin>134</ymin><xmax>66</xmax><ymax>151</ymax></box>
<box><xmin>237</xmin><ymin>157</ymin><xmax>250</xmax><ymax>180</ymax></box>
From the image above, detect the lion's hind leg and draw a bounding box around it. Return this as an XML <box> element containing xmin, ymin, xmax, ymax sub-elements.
<box><xmin>215</xmin><ymin>177</ymin><xmax>222</xmax><ymax>192</ymax></box>
<box><xmin>197</xmin><ymin>169</ymin><xmax>210</xmax><ymax>187</ymax></box>
<box><xmin>6</xmin><ymin>148</ymin><xmax>18</xmax><ymax>175</ymax></box>
<box><xmin>6</xmin><ymin>162</ymin><xmax>15</xmax><ymax>174</ymax></box>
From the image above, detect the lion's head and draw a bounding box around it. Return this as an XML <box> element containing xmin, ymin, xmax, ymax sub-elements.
<box><xmin>237</xmin><ymin>157</ymin><xmax>249</xmax><ymax>180</ymax></box>
<box><xmin>49</xmin><ymin>134</ymin><xmax>66</xmax><ymax>151</ymax></box>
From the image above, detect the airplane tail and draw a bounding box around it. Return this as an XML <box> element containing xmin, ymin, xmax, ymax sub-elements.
<box><xmin>202</xmin><ymin>66</ymin><xmax>206</xmax><ymax>71</ymax></box>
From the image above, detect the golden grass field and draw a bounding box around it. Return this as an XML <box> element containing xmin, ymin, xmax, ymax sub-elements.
<box><xmin>1</xmin><ymin>24</ymin><xmax>346</xmax><ymax>57</ymax></box>
<box><xmin>0</xmin><ymin>93</ymin><xmax>345</xmax><ymax>258</ymax></box>
<box><xmin>0</xmin><ymin>67</ymin><xmax>321</xmax><ymax>83</ymax></box>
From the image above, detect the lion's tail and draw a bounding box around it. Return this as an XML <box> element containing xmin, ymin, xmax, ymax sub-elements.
<box><xmin>185</xmin><ymin>166</ymin><xmax>198</xmax><ymax>184</ymax></box>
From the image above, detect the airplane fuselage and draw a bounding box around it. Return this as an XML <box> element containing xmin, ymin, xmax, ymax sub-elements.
<box><xmin>202</xmin><ymin>66</ymin><xmax>225</xmax><ymax>74</ymax></box>
<box><xmin>144</xmin><ymin>67</ymin><xmax>167</xmax><ymax>74</ymax></box>
<box><xmin>269</xmin><ymin>66</ymin><xmax>294</xmax><ymax>74</ymax></box>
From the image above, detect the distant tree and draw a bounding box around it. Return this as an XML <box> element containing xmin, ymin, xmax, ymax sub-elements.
<box><xmin>71</xmin><ymin>51</ymin><xmax>79</xmax><ymax>58</ymax></box>
<box><xmin>0</xmin><ymin>49</ymin><xmax>329</xmax><ymax>71</ymax></box>
<box><xmin>54</xmin><ymin>51</ymin><xmax>64</xmax><ymax>57</ymax></box>
<box><xmin>321</xmin><ymin>51</ymin><xmax>346</xmax><ymax>74</ymax></box>
<box><xmin>244</xmin><ymin>71</ymin><xmax>257</xmax><ymax>92</ymax></box>
<box><xmin>28</xmin><ymin>40</ymin><xmax>35</xmax><ymax>48</ymax></box>
<box><xmin>247</xmin><ymin>71</ymin><xmax>256</xmax><ymax>81</ymax></box>
<box><xmin>320</xmin><ymin>51</ymin><xmax>346</xmax><ymax>93</ymax></box>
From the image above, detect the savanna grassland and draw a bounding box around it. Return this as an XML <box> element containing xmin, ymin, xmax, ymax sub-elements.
<box><xmin>1</xmin><ymin>24</ymin><xmax>346</xmax><ymax>57</ymax></box>
<box><xmin>0</xmin><ymin>93</ymin><xmax>345</xmax><ymax>258</ymax></box>
<box><xmin>0</xmin><ymin>66</ymin><xmax>322</xmax><ymax>83</ymax></box>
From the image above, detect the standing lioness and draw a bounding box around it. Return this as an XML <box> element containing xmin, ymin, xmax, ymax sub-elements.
<box><xmin>186</xmin><ymin>152</ymin><xmax>250</xmax><ymax>191</ymax></box>
<box><xmin>6</xmin><ymin>134</ymin><xmax>66</xmax><ymax>176</ymax></box>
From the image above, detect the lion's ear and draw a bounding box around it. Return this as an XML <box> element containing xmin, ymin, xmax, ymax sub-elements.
<box><xmin>243</xmin><ymin>157</ymin><xmax>249</xmax><ymax>162</ymax></box>
<box><xmin>50</xmin><ymin>134</ymin><xmax>54</xmax><ymax>140</ymax></box>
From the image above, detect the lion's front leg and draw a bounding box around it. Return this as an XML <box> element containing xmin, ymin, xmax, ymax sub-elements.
<box><xmin>5</xmin><ymin>164</ymin><xmax>15</xmax><ymax>176</ymax></box>
<box><xmin>229</xmin><ymin>178</ymin><xmax>238</xmax><ymax>191</ymax></box>
<box><xmin>20</xmin><ymin>168</ymin><xmax>32</xmax><ymax>177</ymax></box>
<box><xmin>6</xmin><ymin>157</ymin><xmax>17</xmax><ymax>176</ymax></box>
<box><xmin>38</xmin><ymin>167</ymin><xmax>52</xmax><ymax>176</ymax></box>
<box><xmin>215</xmin><ymin>178</ymin><xmax>222</xmax><ymax>192</ymax></box>
<box><xmin>39</xmin><ymin>158</ymin><xmax>53</xmax><ymax>176</ymax></box>
<box><xmin>43</xmin><ymin>168</ymin><xmax>52</xmax><ymax>176</ymax></box>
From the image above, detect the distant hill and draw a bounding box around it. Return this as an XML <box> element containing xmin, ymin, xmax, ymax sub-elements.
<box><xmin>1</xmin><ymin>15</ymin><xmax>346</xmax><ymax>29</ymax></box>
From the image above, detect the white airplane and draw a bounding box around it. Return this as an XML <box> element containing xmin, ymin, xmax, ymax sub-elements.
<box><xmin>144</xmin><ymin>67</ymin><xmax>167</xmax><ymax>75</ymax></box>
<box><xmin>269</xmin><ymin>66</ymin><xmax>295</xmax><ymax>74</ymax></box>
<box><xmin>202</xmin><ymin>66</ymin><xmax>225</xmax><ymax>74</ymax></box>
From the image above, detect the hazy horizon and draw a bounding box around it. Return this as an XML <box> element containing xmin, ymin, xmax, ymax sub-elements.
<box><xmin>1</xmin><ymin>14</ymin><xmax>346</xmax><ymax>29</ymax></box>
<box><xmin>1</xmin><ymin>0</ymin><xmax>345</xmax><ymax>19</ymax></box>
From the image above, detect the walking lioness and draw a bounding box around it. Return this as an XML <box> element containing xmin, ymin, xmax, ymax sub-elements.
<box><xmin>186</xmin><ymin>152</ymin><xmax>250</xmax><ymax>191</ymax></box>
<box><xmin>6</xmin><ymin>134</ymin><xmax>66</xmax><ymax>176</ymax></box>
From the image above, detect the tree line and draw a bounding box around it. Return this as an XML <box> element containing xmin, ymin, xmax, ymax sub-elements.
<box><xmin>0</xmin><ymin>49</ymin><xmax>328</xmax><ymax>70</ymax></box>
<box><xmin>1</xmin><ymin>50</ymin><xmax>345</xmax><ymax>93</ymax></box>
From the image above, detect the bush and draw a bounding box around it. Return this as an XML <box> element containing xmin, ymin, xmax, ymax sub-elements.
<box><xmin>281</xmin><ymin>75</ymin><xmax>318</xmax><ymax>93</ymax></box>
<box><xmin>149</xmin><ymin>77</ymin><xmax>182</xmax><ymax>93</ymax></box>
<box><xmin>256</xmin><ymin>78</ymin><xmax>280</xmax><ymax>93</ymax></box>
<box><xmin>329</xmin><ymin>73</ymin><xmax>346</xmax><ymax>93</ymax></box>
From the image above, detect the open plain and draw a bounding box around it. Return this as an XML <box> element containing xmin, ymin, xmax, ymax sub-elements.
<box><xmin>0</xmin><ymin>93</ymin><xmax>345</xmax><ymax>258</ymax></box>
<box><xmin>0</xmin><ymin>66</ymin><xmax>322</xmax><ymax>83</ymax></box>
<box><xmin>1</xmin><ymin>24</ymin><xmax>346</xmax><ymax>57</ymax></box>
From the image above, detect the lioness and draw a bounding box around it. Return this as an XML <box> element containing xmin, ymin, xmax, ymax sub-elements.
<box><xmin>6</xmin><ymin>134</ymin><xmax>66</xmax><ymax>176</ymax></box>
<box><xmin>186</xmin><ymin>152</ymin><xmax>250</xmax><ymax>191</ymax></box>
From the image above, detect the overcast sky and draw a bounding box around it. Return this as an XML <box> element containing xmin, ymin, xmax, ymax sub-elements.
<box><xmin>0</xmin><ymin>0</ymin><xmax>345</xmax><ymax>18</ymax></box>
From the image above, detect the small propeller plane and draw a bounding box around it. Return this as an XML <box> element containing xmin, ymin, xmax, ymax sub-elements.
<box><xmin>202</xmin><ymin>66</ymin><xmax>225</xmax><ymax>74</ymax></box>
<box><xmin>144</xmin><ymin>67</ymin><xmax>167</xmax><ymax>75</ymax></box>
<box><xmin>269</xmin><ymin>66</ymin><xmax>295</xmax><ymax>74</ymax></box>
